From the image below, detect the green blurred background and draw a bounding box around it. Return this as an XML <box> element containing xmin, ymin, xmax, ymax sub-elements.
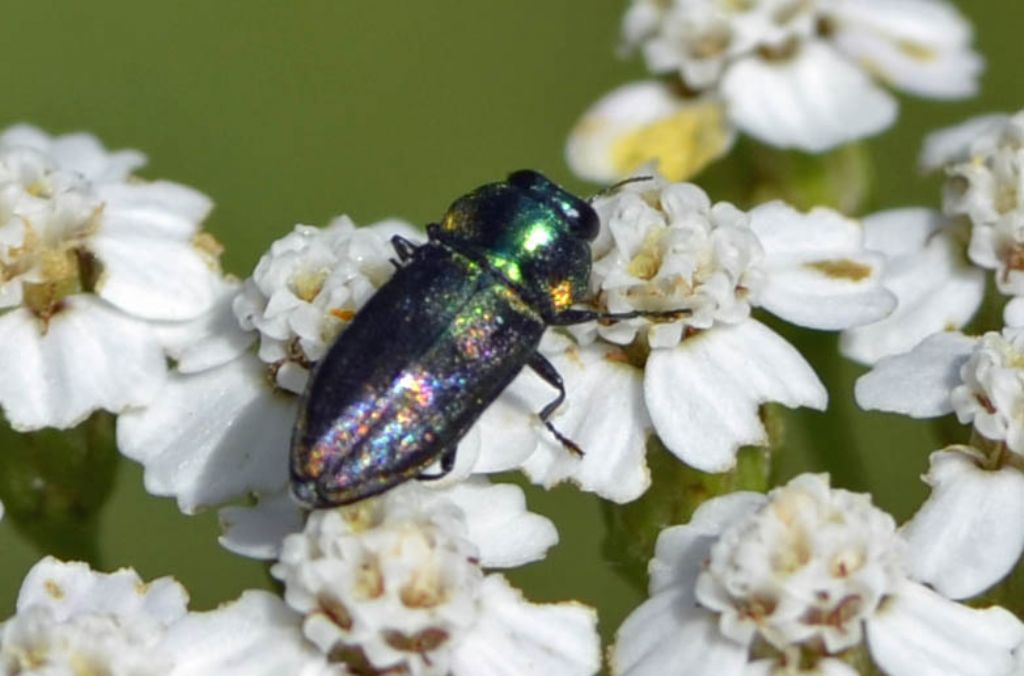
<box><xmin>0</xmin><ymin>0</ymin><xmax>1019</xmax><ymax>650</ymax></box>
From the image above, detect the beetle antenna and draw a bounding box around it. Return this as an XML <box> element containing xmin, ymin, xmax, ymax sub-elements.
<box><xmin>588</xmin><ymin>175</ymin><xmax>655</xmax><ymax>203</ymax></box>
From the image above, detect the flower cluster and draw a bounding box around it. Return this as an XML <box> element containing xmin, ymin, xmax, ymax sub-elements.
<box><xmin>0</xmin><ymin>126</ymin><xmax>221</xmax><ymax>431</ymax></box>
<box><xmin>0</xmin><ymin>558</ymin><xmax>330</xmax><ymax>675</ymax></box>
<box><xmin>0</xmin><ymin>483</ymin><xmax>600</xmax><ymax>676</ymax></box>
<box><xmin>567</xmin><ymin>0</ymin><xmax>982</xmax><ymax>182</ymax></box>
<box><xmin>494</xmin><ymin>177</ymin><xmax>893</xmax><ymax>503</ymax></box>
<box><xmin>925</xmin><ymin>110</ymin><xmax>1024</xmax><ymax>298</ymax></box>
<box><xmin>3</xmin><ymin>2</ymin><xmax>1023</xmax><ymax>672</ymax></box>
<box><xmin>612</xmin><ymin>474</ymin><xmax>1024</xmax><ymax>675</ymax></box>
<box><xmin>272</xmin><ymin>482</ymin><xmax>598</xmax><ymax>675</ymax></box>
<box><xmin>856</xmin><ymin>327</ymin><xmax>1024</xmax><ymax>598</ymax></box>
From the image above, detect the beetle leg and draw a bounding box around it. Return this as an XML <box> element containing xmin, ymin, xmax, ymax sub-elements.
<box><xmin>389</xmin><ymin>235</ymin><xmax>420</xmax><ymax>270</ymax></box>
<box><xmin>550</xmin><ymin>308</ymin><xmax>691</xmax><ymax>326</ymax></box>
<box><xmin>417</xmin><ymin>444</ymin><xmax>457</xmax><ymax>481</ymax></box>
<box><xmin>528</xmin><ymin>353</ymin><xmax>584</xmax><ymax>457</ymax></box>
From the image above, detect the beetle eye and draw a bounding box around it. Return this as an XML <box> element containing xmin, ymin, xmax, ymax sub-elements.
<box><xmin>572</xmin><ymin>201</ymin><xmax>599</xmax><ymax>241</ymax></box>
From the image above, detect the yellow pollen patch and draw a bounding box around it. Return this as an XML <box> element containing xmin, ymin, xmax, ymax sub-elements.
<box><xmin>26</xmin><ymin>179</ymin><xmax>52</xmax><ymax>198</ymax></box>
<box><xmin>292</xmin><ymin>268</ymin><xmax>328</xmax><ymax>302</ymax></box>
<box><xmin>331</xmin><ymin>307</ymin><xmax>356</xmax><ymax>321</ymax></box>
<box><xmin>897</xmin><ymin>39</ymin><xmax>938</xmax><ymax>62</ymax></box>
<box><xmin>192</xmin><ymin>231</ymin><xmax>225</xmax><ymax>271</ymax></box>
<box><xmin>806</xmin><ymin>258</ymin><xmax>872</xmax><ymax>281</ymax></box>
<box><xmin>39</xmin><ymin>249</ymin><xmax>78</xmax><ymax>283</ymax></box>
<box><xmin>44</xmin><ymin>579</ymin><xmax>64</xmax><ymax>600</ymax></box>
<box><xmin>611</xmin><ymin>101</ymin><xmax>731</xmax><ymax>182</ymax></box>
<box><xmin>627</xmin><ymin>230</ymin><xmax>665</xmax><ymax>280</ymax></box>
<box><xmin>341</xmin><ymin>502</ymin><xmax>378</xmax><ymax>533</ymax></box>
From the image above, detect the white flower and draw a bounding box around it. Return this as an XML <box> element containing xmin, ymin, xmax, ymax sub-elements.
<box><xmin>116</xmin><ymin>216</ymin><xmax>421</xmax><ymax>514</ymax></box>
<box><xmin>0</xmin><ymin>124</ymin><xmax>221</xmax><ymax>430</ymax></box>
<box><xmin>858</xmin><ymin>326</ymin><xmax>1024</xmax><ymax>455</ymax></box>
<box><xmin>496</xmin><ymin>179</ymin><xmax>892</xmax><ymax>500</ymax></box>
<box><xmin>840</xmin><ymin>208</ymin><xmax>984</xmax><ymax>365</ymax></box>
<box><xmin>951</xmin><ymin>329</ymin><xmax>1024</xmax><ymax>451</ymax></box>
<box><xmin>922</xmin><ymin>110</ymin><xmax>1024</xmax><ymax>295</ymax></box>
<box><xmin>612</xmin><ymin>474</ymin><xmax>1024</xmax><ymax>676</ymax></box>
<box><xmin>0</xmin><ymin>557</ymin><xmax>330</xmax><ymax>675</ymax></box>
<box><xmin>271</xmin><ymin>481</ymin><xmax>599</xmax><ymax>676</ymax></box>
<box><xmin>568</xmin><ymin>0</ymin><xmax>981</xmax><ymax>181</ymax></box>
<box><xmin>856</xmin><ymin>330</ymin><xmax>1024</xmax><ymax>596</ymax></box>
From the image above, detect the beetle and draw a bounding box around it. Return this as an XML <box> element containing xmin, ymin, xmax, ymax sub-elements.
<box><xmin>290</xmin><ymin>170</ymin><xmax>674</xmax><ymax>508</ymax></box>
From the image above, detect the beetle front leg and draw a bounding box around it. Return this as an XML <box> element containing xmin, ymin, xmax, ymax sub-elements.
<box><xmin>550</xmin><ymin>307</ymin><xmax>691</xmax><ymax>326</ymax></box>
<box><xmin>528</xmin><ymin>353</ymin><xmax>584</xmax><ymax>457</ymax></box>
<box><xmin>389</xmin><ymin>235</ymin><xmax>420</xmax><ymax>270</ymax></box>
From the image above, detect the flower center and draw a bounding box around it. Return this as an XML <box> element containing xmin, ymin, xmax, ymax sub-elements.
<box><xmin>951</xmin><ymin>328</ymin><xmax>1024</xmax><ymax>459</ymax></box>
<box><xmin>0</xmin><ymin>153</ymin><xmax>106</xmax><ymax>319</ymax></box>
<box><xmin>694</xmin><ymin>475</ymin><xmax>906</xmax><ymax>655</ymax></box>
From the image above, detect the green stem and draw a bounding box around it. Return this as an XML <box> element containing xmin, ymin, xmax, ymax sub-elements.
<box><xmin>602</xmin><ymin>436</ymin><xmax>770</xmax><ymax>592</ymax></box>
<box><xmin>771</xmin><ymin>325</ymin><xmax>870</xmax><ymax>491</ymax></box>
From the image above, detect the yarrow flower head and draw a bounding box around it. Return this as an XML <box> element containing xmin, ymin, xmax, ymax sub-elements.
<box><xmin>922</xmin><ymin>109</ymin><xmax>1024</xmax><ymax>297</ymax></box>
<box><xmin>117</xmin><ymin>215</ymin><xmax>421</xmax><ymax>516</ymax></box>
<box><xmin>612</xmin><ymin>473</ymin><xmax>1024</xmax><ymax>675</ymax></box>
<box><xmin>0</xmin><ymin>125</ymin><xmax>222</xmax><ymax>430</ymax></box>
<box><xmin>0</xmin><ymin>557</ymin><xmax>330</xmax><ymax>675</ymax></box>
<box><xmin>271</xmin><ymin>481</ymin><xmax>599</xmax><ymax>676</ymax></box>
<box><xmin>495</xmin><ymin>177</ymin><xmax>894</xmax><ymax>503</ymax></box>
<box><xmin>567</xmin><ymin>0</ymin><xmax>982</xmax><ymax>182</ymax></box>
<box><xmin>233</xmin><ymin>219</ymin><xmax>407</xmax><ymax>394</ymax></box>
<box><xmin>856</xmin><ymin>328</ymin><xmax>1024</xmax><ymax>598</ymax></box>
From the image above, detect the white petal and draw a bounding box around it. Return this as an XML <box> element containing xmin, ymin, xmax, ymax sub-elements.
<box><xmin>841</xmin><ymin>210</ymin><xmax>983</xmax><ymax>364</ymax></box>
<box><xmin>0</xmin><ymin>124</ymin><xmax>147</xmax><ymax>182</ymax></box>
<box><xmin>646</xmin><ymin>320</ymin><xmax>826</xmax><ymax>472</ymax></box>
<box><xmin>219</xmin><ymin>490</ymin><xmax>305</xmax><ymax>560</ymax></box>
<box><xmin>96</xmin><ymin>181</ymin><xmax>212</xmax><ymax>240</ymax></box>
<box><xmin>721</xmin><ymin>42</ymin><xmax>897</xmax><ymax>151</ymax></box>
<box><xmin>566</xmin><ymin>80</ymin><xmax>734</xmax><ymax>183</ymax></box>
<box><xmin>828</xmin><ymin>0</ymin><xmax>982</xmax><ymax>99</ymax></box>
<box><xmin>117</xmin><ymin>356</ymin><xmax>296</xmax><ymax>513</ymax></box>
<box><xmin>613</xmin><ymin>587</ymin><xmax>748</xmax><ymax>676</ymax></box>
<box><xmin>165</xmin><ymin>590</ymin><xmax>328</xmax><ymax>676</ymax></box>
<box><xmin>153</xmin><ymin>278</ymin><xmax>254</xmax><ymax>373</ymax></box>
<box><xmin>520</xmin><ymin>345</ymin><xmax>652</xmax><ymax>502</ymax></box>
<box><xmin>866</xmin><ymin>580</ymin><xmax>1024</xmax><ymax>676</ymax></box>
<box><xmin>919</xmin><ymin>113</ymin><xmax>1010</xmax><ymax>170</ymax></box>
<box><xmin>1005</xmin><ymin>296</ymin><xmax>1024</xmax><ymax>328</ymax></box>
<box><xmin>902</xmin><ymin>449</ymin><xmax>1024</xmax><ymax>599</ymax></box>
<box><xmin>750</xmin><ymin>202</ymin><xmax>895</xmax><ymax>329</ymax></box>
<box><xmin>854</xmin><ymin>331</ymin><xmax>976</xmax><ymax>416</ymax></box>
<box><xmin>443</xmin><ymin>480</ymin><xmax>558</xmax><ymax>568</ymax></box>
<box><xmin>91</xmin><ymin>232</ymin><xmax>219</xmax><ymax>321</ymax></box>
<box><xmin>450</xmin><ymin>575</ymin><xmax>600</xmax><ymax>676</ymax></box>
<box><xmin>17</xmin><ymin>557</ymin><xmax>187</xmax><ymax>626</ymax></box>
<box><xmin>649</xmin><ymin>492</ymin><xmax>766</xmax><ymax>594</ymax></box>
<box><xmin>468</xmin><ymin>368</ymin><xmax>551</xmax><ymax>474</ymax></box>
<box><xmin>0</xmin><ymin>297</ymin><xmax>166</xmax><ymax>431</ymax></box>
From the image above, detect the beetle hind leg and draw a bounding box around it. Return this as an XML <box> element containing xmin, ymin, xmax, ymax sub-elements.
<box><xmin>528</xmin><ymin>353</ymin><xmax>584</xmax><ymax>457</ymax></box>
<box><xmin>416</xmin><ymin>443</ymin><xmax>457</xmax><ymax>481</ymax></box>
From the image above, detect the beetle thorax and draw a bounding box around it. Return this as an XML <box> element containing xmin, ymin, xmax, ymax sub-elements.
<box><xmin>436</xmin><ymin>185</ymin><xmax>592</xmax><ymax>319</ymax></box>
